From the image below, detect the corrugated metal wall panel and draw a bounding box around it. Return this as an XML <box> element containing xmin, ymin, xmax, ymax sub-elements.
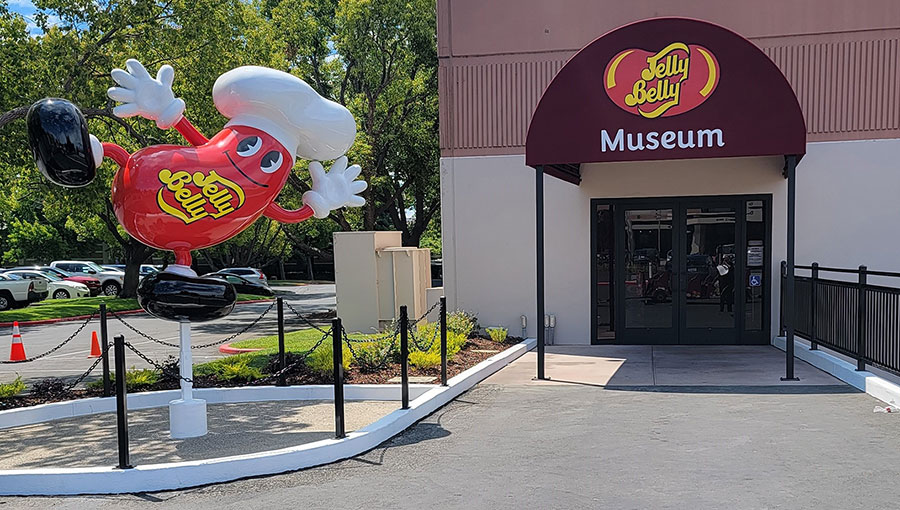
<box><xmin>440</xmin><ymin>34</ymin><xmax>900</xmax><ymax>154</ymax></box>
<box><xmin>445</xmin><ymin>59</ymin><xmax>565</xmax><ymax>152</ymax></box>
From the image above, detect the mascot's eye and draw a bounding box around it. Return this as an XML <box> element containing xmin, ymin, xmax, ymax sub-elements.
<box><xmin>260</xmin><ymin>151</ymin><xmax>283</xmax><ymax>173</ymax></box>
<box><xmin>236</xmin><ymin>136</ymin><xmax>262</xmax><ymax>157</ymax></box>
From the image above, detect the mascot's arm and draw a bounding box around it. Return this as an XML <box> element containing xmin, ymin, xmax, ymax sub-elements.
<box><xmin>109</xmin><ymin>59</ymin><xmax>208</xmax><ymax>146</ymax></box>
<box><xmin>263</xmin><ymin>203</ymin><xmax>315</xmax><ymax>223</ymax></box>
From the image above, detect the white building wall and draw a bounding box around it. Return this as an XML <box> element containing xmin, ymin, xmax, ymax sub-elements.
<box><xmin>796</xmin><ymin>139</ymin><xmax>900</xmax><ymax>276</ymax></box>
<box><xmin>441</xmin><ymin>139</ymin><xmax>898</xmax><ymax>344</ymax></box>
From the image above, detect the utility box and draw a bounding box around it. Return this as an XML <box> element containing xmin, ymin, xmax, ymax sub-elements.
<box><xmin>334</xmin><ymin>231</ymin><xmax>432</xmax><ymax>333</ymax></box>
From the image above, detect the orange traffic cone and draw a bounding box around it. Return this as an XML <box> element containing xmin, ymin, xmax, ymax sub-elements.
<box><xmin>9</xmin><ymin>321</ymin><xmax>25</xmax><ymax>362</ymax></box>
<box><xmin>88</xmin><ymin>330</ymin><xmax>101</xmax><ymax>358</ymax></box>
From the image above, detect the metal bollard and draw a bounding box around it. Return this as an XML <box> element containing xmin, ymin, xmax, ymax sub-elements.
<box><xmin>400</xmin><ymin>305</ymin><xmax>409</xmax><ymax>410</ymax></box>
<box><xmin>277</xmin><ymin>297</ymin><xmax>286</xmax><ymax>386</ymax></box>
<box><xmin>113</xmin><ymin>334</ymin><xmax>132</xmax><ymax>469</ymax></box>
<box><xmin>99</xmin><ymin>303</ymin><xmax>111</xmax><ymax>397</ymax></box>
<box><xmin>440</xmin><ymin>296</ymin><xmax>448</xmax><ymax>387</ymax></box>
<box><xmin>857</xmin><ymin>266</ymin><xmax>867</xmax><ymax>371</ymax></box>
<box><xmin>810</xmin><ymin>263</ymin><xmax>819</xmax><ymax>350</ymax></box>
<box><xmin>780</xmin><ymin>261</ymin><xmax>787</xmax><ymax>336</ymax></box>
<box><xmin>332</xmin><ymin>318</ymin><xmax>345</xmax><ymax>438</ymax></box>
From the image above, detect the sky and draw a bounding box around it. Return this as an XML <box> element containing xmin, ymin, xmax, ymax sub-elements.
<box><xmin>7</xmin><ymin>0</ymin><xmax>59</xmax><ymax>35</ymax></box>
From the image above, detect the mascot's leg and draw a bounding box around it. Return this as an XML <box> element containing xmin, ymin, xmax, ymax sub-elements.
<box><xmin>137</xmin><ymin>248</ymin><xmax>237</xmax><ymax>322</ymax></box>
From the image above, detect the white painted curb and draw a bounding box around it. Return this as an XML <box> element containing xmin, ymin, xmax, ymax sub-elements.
<box><xmin>773</xmin><ymin>336</ymin><xmax>900</xmax><ymax>405</ymax></box>
<box><xmin>0</xmin><ymin>384</ymin><xmax>436</xmax><ymax>430</ymax></box>
<box><xmin>0</xmin><ymin>338</ymin><xmax>535</xmax><ymax>495</ymax></box>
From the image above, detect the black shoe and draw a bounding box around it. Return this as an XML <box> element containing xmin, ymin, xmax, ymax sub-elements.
<box><xmin>138</xmin><ymin>272</ymin><xmax>237</xmax><ymax>322</ymax></box>
<box><xmin>26</xmin><ymin>98</ymin><xmax>97</xmax><ymax>188</ymax></box>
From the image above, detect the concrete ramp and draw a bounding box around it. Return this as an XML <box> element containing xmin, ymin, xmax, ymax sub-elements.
<box><xmin>485</xmin><ymin>345</ymin><xmax>849</xmax><ymax>389</ymax></box>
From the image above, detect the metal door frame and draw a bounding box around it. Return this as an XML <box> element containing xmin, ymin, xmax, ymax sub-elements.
<box><xmin>591</xmin><ymin>194</ymin><xmax>772</xmax><ymax>345</ymax></box>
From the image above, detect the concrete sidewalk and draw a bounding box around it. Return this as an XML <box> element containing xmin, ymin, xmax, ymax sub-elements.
<box><xmin>0</xmin><ymin>400</ymin><xmax>396</xmax><ymax>470</ymax></box>
<box><xmin>485</xmin><ymin>344</ymin><xmax>845</xmax><ymax>387</ymax></box>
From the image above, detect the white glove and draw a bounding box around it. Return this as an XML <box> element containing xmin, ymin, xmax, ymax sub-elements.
<box><xmin>107</xmin><ymin>59</ymin><xmax>185</xmax><ymax>129</ymax></box>
<box><xmin>302</xmin><ymin>156</ymin><xmax>367</xmax><ymax>219</ymax></box>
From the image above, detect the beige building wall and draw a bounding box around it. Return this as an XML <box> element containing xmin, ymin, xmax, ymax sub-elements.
<box><xmin>442</xmin><ymin>153</ymin><xmax>787</xmax><ymax>344</ymax></box>
<box><xmin>442</xmin><ymin>137</ymin><xmax>900</xmax><ymax>343</ymax></box>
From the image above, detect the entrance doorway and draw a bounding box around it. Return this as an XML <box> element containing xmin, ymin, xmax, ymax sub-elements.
<box><xmin>592</xmin><ymin>195</ymin><xmax>771</xmax><ymax>345</ymax></box>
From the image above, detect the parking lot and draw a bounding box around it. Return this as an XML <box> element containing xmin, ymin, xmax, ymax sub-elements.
<box><xmin>0</xmin><ymin>284</ymin><xmax>336</xmax><ymax>385</ymax></box>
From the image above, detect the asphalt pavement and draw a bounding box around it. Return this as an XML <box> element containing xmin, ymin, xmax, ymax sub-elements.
<box><xmin>3</xmin><ymin>381</ymin><xmax>897</xmax><ymax>509</ymax></box>
<box><xmin>0</xmin><ymin>284</ymin><xmax>335</xmax><ymax>385</ymax></box>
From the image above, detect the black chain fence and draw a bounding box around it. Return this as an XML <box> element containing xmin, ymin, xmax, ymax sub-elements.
<box><xmin>65</xmin><ymin>341</ymin><xmax>111</xmax><ymax>391</ymax></box>
<box><xmin>108</xmin><ymin>301</ymin><xmax>276</xmax><ymax>350</ymax></box>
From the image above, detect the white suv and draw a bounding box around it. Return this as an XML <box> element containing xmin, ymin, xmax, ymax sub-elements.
<box><xmin>50</xmin><ymin>260</ymin><xmax>125</xmax><ymax>296</ymax></box>
<box><xmin>221</xmin><ymin>267</ymin><xmax>268</xmax><ymax>284</ymax></box>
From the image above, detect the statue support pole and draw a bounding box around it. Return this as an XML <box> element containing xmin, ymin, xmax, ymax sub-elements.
<box><xmin>168</xmin><ymin>320</ymin><xmax>207</xmax><ymax>438</ymax></box>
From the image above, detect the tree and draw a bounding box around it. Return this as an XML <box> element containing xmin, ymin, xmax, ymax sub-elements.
<box><xmin>0</xmin><ymin>0</ymin><xmax>280</xmax><ymax>296</ymax></box>
<box><xmin>200</xmin><ymin>218</ymin><xmax>292</xmax><ymax>271</ymax></box>
<box><xmin>271</xmin><ymin>0</ymin><xmax>440</xmax><ymax>246</ymax></box>
<box><xmin>0</xmin><ymin>0</ymin><xmax>442</xmax><ymax>293</ymax></box>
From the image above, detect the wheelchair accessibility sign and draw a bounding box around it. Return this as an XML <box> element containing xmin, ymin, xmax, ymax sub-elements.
<box><xmin>749</xmin><ymin>274</ymin><xmax>762</xmax><ymax>287</ymax></box>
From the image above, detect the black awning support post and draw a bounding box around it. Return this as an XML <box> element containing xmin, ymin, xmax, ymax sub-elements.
<box><xmin>536</xmin><ymin>165</ymin><xmax>547</xmax><ymax>380</ymax></box>
<box><xmin>782</xmin><ymin>155</ymin><xmax>799</xmax><ymax>381</ymax></box>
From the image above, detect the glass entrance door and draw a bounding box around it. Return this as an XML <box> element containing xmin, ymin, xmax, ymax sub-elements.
<box><xmin>616</xmin><ymin>204</ymin><xmax>677</xmax><ymax>344</ymax></box>
<box><xmin>602</xmin><ymin>195</ymin><xmax>770</xmax><ymax>345</ymax></box>
<box><xmin>679</xmin><ymin>200</ymin><xmax>740</xmax><ymax>344</ymax></box>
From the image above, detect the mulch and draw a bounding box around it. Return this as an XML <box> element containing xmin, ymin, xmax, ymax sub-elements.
<box><xmin>0</xmin><ymin>336</ymin><xmax>521</xmax><ymax>410</ymax></box>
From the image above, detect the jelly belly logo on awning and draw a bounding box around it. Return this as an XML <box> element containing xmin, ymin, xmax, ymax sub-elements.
<box><xmin>604</xmin><ymin>42</ymin><xmax>719</xmax><ymax>119</ymax></box>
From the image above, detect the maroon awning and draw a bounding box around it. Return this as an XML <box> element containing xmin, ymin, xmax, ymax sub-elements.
<box><xmin>526</xmin><ymin>17</ymin><xmax>807</xmax><ymax>184</ymax></box>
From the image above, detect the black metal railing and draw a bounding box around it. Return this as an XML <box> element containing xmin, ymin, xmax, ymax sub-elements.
<box><xmin>782</xmin><ymin>261</ymin><xmax>900</xmax><ymax>376</ymax></box>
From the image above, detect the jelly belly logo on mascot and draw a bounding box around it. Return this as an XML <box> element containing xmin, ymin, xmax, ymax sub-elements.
<box><xmin>26</xmin><ymin>60</ymin><xmax>366</xmax><ymax>322</ymax></box>
<box><xmin>604</xmin><ymin>42</ymin><xmax>720</xmax><ymax>118</ymax></box>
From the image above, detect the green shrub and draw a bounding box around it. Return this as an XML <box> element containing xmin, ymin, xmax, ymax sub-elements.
<box><xmin>447</xmin><ymin>310</ymin><xmax>478</xmax><ymax>338</ymax></box>
<box><xmin>408</xmin><ymin>320</ymin><xmax>468</xmax><ymax>360</ymax></box>
<box><xmin>305</xmin><ymin>343</ymin><xmax>352</xmax><ymax>377</ymax></box>
<box><xmin>0</xmin><ymin>376</ymin><xmax>25</xmax><ymax>398</ymax></box>
<box><xmin>447</xmin><ymin>331</ymin><xmax>467</xmax><ymax>357</ymax></box>
<box><xmin>89</xmin><ymin>367</ymin><xmax>160</xmax><ymax>390</ymax></box>
<box><xmin>409</xmin><ymin>350</ymin><xmax>441</xmax><ymax>369</ymax></box>
<box><xmin>352</xmin><ymin>336</ymin><xmax>397</xmax><ymax>372</ymax></box>
<box><xmin>194</xmin><ymin>355</ymin><xmax>262</xmax><ymax>382</ymax></box>
<box><xmin>412</xmin><ymin>321</ymin><xmax>441</xmax><ymax>351</ymax></box>
<box><xmin>487</xmin><ymin>326</ymin><xmax>508</xmax><ymax>343</ymax></box>
<box><xmin>125</xmin><ymin>368</ymin><xmax>159</xmax><ymax>389</ymax></box>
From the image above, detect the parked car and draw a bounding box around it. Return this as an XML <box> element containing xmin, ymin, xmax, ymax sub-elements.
<box><xmin>50</xmin><ymin>261</ymin><xmax>125</xmax><ymax>297</ymax></box>
<box><xmin>218</xmin><ymin>267</ymin><xmax>267</xmax><ymax>284</ymax></box>
<box><xmin>24</xmin><ymin>266</ymin><xmax>103</xmax><ymax>296</ymax></box>
<box><xmin>102</xmin><ymin>264</ymin><xmax>160</xmax><ymax>277</ymax></box>
<box><xmin>202</xmin><ymin>272</ymin><xmax>274</xmax><ymax>296</ymax></box>
<box><xmin>3</xmin><ymin>270</ymin><xmax>90</xmax><ymax>299</ymax></box>
<box><xmin>0</xmin><ymin>272</ymin><xmax>49</xmax><ymax>311</ymax></box>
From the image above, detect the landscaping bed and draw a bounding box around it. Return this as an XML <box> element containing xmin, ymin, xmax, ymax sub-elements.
<box><xmin>0</xmin><ymin>312</ymin><xmax>522</xmax><ymax>410</ymax></box>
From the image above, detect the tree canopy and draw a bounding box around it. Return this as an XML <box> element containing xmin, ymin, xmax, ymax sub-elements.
<box><xmin>0</xmin><ymin>0</ymin><xmax>440</xmax><ymax>294</ymax></box>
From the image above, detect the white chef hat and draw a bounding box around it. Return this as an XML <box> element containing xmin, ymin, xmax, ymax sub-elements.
<box><xmin>212</xmin><ymin>66</ymin><xmax>356</xmax><ymax>161</ymax></box>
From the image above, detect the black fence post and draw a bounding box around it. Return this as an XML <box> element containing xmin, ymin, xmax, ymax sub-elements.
<box><xmin>810</xmin><ymin>263</ymin><xmax>819</xmax><ymax>350</ymax></box>
<box><xmin>99</xmin><ymin>303</ymin><xmax>111</xmax><ymax>397</ymax></box>
<box><xmin>332</xmin><ymin>318</ymin><xmax>345</xmax><ymax>439</ymax></box>
<box><xmin>440</xmin><ymin>296</ymin><xmax>448</xmax><ymax>387</ymax></box>
<box><xmin>113</xmin><ymin>334</ymin><xmax>132</xmax><ymax>469</ymax></box>
<box><xmin>857</xmin><ymin>265</ymin><xmax>867</xmax><ymax>371</ymax></box>
<box><xmin>400</xmin><ymin>305</ymin><xmax>409</xmax><ymax>410</ymax></box>
<box><xmin>780</xmin><ymin>261</ymin><xmax>787</xmax><ymax>336</ymax></box>
<box><xmin>277</xmin><ymin>297</ymin><xmax>286</xmax><ymax>386</ymax></box>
